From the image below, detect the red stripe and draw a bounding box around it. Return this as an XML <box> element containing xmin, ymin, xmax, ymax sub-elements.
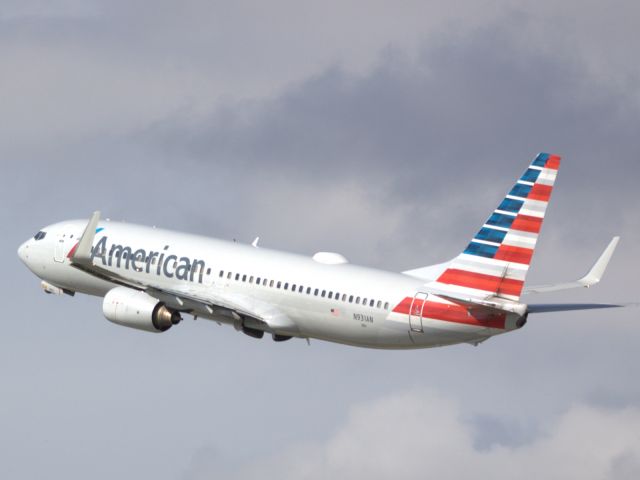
<box><xmin>393</xmin><ymin>297</ymin><xmax>506</xmax><ymax>329</ymax></box>
<box><xmin>494</xmin><ymin>244</ymin><xmax>533</xmax><ymax>266</ymax></box>
<box><xmin>438</xmin><ymin>269</ymin><xmax>523</xmax><ymax>296</ymax></box>
<box><xmin>545</xmin><ymin>154</ymin><xmax>561</xmax><ymax>170</ymax></box>
<box><xmin>511</xmin><ymin>214</ymin><xmax>542</xmax><ymax>233</ymax></box>
<box><xmin>528</xmin><ymin>184</ymin><xmax>553</xmax><ymax>202</ymax></box>
<box><xmin>67</xmin><ymin>242</ymin><xmax>79</xmax><ymax>258</ymax></box>
<box><xmin>392</xmin><ymin>297</ymin><xmax>414</xmax><ymax>315</ymax></box>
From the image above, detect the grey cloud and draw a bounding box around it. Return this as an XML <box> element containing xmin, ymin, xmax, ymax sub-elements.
<box><xmin>142</xmin><ymin>24</ymin><xmax>639</xmax><ymax>197</ymax></box>
<box><xmin>133</xmin><ymin>22</ymin><xmax>640</xmax><ymax>270</ymax></box>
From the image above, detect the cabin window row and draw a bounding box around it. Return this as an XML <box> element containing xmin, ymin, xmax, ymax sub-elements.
<box><xmin>218</xmin><ymin>270</ymin><xmax>390</xmax><ymax>311</ymax></box>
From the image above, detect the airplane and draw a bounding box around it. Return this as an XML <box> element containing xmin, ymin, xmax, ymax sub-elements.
<box><xmin>17</xmin><ymin>153</ymin><xmax>623</xmax><ymax>349</ymax></box>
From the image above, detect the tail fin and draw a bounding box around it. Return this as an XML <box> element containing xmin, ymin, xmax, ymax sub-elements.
<box><xmin>430</xmin><ymin>153</ymin><xmax>561</xmax><ymax>302</ymax></box>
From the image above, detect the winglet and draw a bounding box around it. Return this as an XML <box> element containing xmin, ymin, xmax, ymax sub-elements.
<box><xmin>71</xmin><ymin>211</ymin><xmax>101</xmax><ymax>265</ymax></box>
<box><xmin>579</xmin><ymin>236</ymin><xmax>620</xmax><ymax>287</ymax></box>
<box><xmin>524</xmin><ymin>236</ymin><xmax>620</xmax><ymax>294</ymax></box>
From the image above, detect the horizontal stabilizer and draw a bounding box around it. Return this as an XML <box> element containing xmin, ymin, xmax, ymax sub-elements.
<box><xmin>524</xmin><ymin>237</ymin><xmax>620</xmax><ymax>294</ymax></box>
<box><xmin>527</xmin><ymin>303</ymin><xmax>629</xmax><ymax>313</ymax></box>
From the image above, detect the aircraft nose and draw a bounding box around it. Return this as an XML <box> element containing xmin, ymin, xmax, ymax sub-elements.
<box><xmin>17</xmin><ymin>240</ymin><xmax>30</xmax><ymax>265</ymax></box>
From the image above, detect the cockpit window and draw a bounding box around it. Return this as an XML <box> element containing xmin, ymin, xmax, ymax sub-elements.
<box><xmin>33</xmin><ymin>231</ymin><xmax>47</xmax><ymax>241</ymax></box>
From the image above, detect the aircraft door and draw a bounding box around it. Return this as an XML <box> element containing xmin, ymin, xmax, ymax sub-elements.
<box><xmin>409</xmin><ymin>292</ymin><xmax>428</xmax><ymax>332</ymax></box>
<box><xmin>53</xmin><ymin>226</ymin><xmax>73</xmax><ymax>263</ymax></box>
<box><xmin>54</xmin><ymin>234</ymin><xmax>66</xmax><ymax>263</ymax></box>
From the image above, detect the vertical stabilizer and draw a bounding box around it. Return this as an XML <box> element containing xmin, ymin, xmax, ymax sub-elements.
<box><xmin>429</xmin><ymin>153</ymin><xmax>561</xmax><ymax>301</ymax></box>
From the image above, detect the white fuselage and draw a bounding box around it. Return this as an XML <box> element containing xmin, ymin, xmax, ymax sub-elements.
<box><xmin>18</xmin><ymin>220</ymin><xmax>520</xmax><ymax>349</ymax></box>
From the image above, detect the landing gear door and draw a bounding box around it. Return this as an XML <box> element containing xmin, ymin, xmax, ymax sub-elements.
<box><xmin>409</xmin><ymin>292</ymin><xmax>428</xmax><ymax>333</ymax></box>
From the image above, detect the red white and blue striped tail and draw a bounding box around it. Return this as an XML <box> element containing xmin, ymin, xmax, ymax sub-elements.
<box><xmin>430</xmin><ymin>153</ymin><xmax>561</xmax><ymax>302</ymax></box>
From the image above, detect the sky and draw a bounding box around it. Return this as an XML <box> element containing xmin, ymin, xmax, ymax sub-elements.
<box><xmin>1</xmin><ymin>1</ymin><xmax>639</xmax><ymax>478</ymax></box>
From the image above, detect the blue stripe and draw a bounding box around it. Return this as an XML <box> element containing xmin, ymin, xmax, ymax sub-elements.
<box><xmin>497</xmin><ymin>198</ymin><xmax>524</xmax><ymax>213</ymax></box>
<box><xmin>475</xmin><ymin>227</ymin><xmax>507</xmax><ymax>244</ymax></box>
<box><xmin>464</xmin><ymin>242</ymin><xmax>499</xmax><ymax>259</ymax></box>
<box><xmin>509</xmin><ymin>184</ymin><xmax>532</xmax><ymax>198</ymax></box>
<box><xmin>531</xmin><ymin>153</ymin><xmax>549</xmax><ymax>167</ymax></box>
<box><xmin>486</xmin><ymin>212</ymin><xmax>516</xmax><ymax>229</ymax></box>
<box><xmin>520</xmin><ymin>168</ymin><xmax>541</xmax><ymax>183</ymax></box>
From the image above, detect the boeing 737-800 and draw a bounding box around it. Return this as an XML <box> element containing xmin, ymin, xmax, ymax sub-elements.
<box><xmin>17</xmin><ymin>153</ymin><xmax>622</xmax><ymax>349</ymax></box>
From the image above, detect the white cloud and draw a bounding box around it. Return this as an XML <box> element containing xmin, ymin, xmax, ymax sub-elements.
<box><xmin>202</xmin><ymin>389</ymin><xmax>640</xmax><ymax>480</ymax></box>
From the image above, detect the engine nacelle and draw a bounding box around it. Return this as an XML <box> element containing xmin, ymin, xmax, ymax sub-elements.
<box><xmin>102</xmin><ymin>286</ymin><xmax>182</xmax><ymax>333</ymax></box>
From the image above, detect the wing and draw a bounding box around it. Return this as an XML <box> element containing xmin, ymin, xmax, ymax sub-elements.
<box><xmin>70</xmin><ymin>212</ymin><xmax>300</xmax><ymax>336</ymax></box>
<box><xmin>523</xmin><ymin>237</ymin><xmax>620</xmax><ymax>294</ymax></box>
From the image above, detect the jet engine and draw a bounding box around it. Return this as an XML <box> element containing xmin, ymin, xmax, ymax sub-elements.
<box><xmin>102</xmin><ymin>286</ymin><xmax>182</xmax><ymax>333</ymax></box>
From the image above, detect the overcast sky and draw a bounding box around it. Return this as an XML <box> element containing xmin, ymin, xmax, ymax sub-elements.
<box><xmin>1</xmin><ymin>1</ymin><xmax>639</xmax><ymax>478</ymax></box>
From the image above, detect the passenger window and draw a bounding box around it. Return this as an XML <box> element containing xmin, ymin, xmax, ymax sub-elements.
<box><xmin>227</xmin><ymin>272</ymin><xmax>232</xmax><ymax>279</ymax></box>
<box><xmin>342</xmin><ymin>294</ymin><xmax>347</xmax><ymax>301</ymax></box>
<box><xmin>384</xmin><ymin>302</ymin><xmax>389</xmax><ymax>310</ymax></box>
<box><xmin>242</xmin><ymin>275</ymin><xmax>247</xmax><ymax>282</ymax></box>
<box><xmin>219</xmin><ymin>270</ymin><xmax>224</xmax><ymax>277</ymax></box>
<box><xmin>328</xmin><ymin>292</ymin><xmax>333</xmax><ymax>299</ymax></box>
<box><xmin>270</xmin><ymin>280</ymin><xmax>274</xmax><ymax>287</ymax></box>
<box><xmin>314</xmin><ymin>289</ymin><xmax>319</xmax><ymax>296</ymax></box>
<box><xmin>263</xmin><ymin>279</ymin><xmax>268</xmax><ymax>286</ymax></box>
<box><xmin>306</xmin><ymin>287</ymin><xmax>311</xmax><ymax>294</ymax></box>
<box><xmin>284</xmin><ymin>283</ymin><xmax>289</xmax><ymax>290</ymax></box>
<box><xmin>321</xmin><ymin>290</ymin><xmax>326</xmax><ymax>298</ymax></box>
<box><xmin>299</xmin><ymin>285</ymin><xmax>303</xmax><ymax>293</ymax></box>
<box><xmin>235</xmin><ymin>273</ymin><xmax>240</xmax><ymax>281</ymax></box>
<box><xmin>256</xmin><ymin>277</ymin><xmax>261</xmax><ymax>284</ymax></box>
<box><xmin>362</xmin><ymin>298</ymin><xmax>367</xmax><ymax>306</ymax></box>
<box><xmin>277</xmin><ymin>281</ymin><xmax>281</xmax><ymax>289</ymax></box>
<box><xmin>377</xmin><ymin>300</ymin><xmax>382</xmax><ymax>308</ymax></box>
<box><xmin>356</xmin><ymin>297</ymin><xmax>361</xmax><ymax>304</ymax></box>
<box><xmin>349</xmin><ymin>295</ymin><xmax>354</xmax><ymax>303</ymax></box>
<box><xmin>249</xmin><ymin>276</ymin><xmax>254</xmax><ymax>283</ymax></box>
<box><xmin>370</xmin><ymin>299</ymin><xmax>375</xmax><ymax>307</ymax></box>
